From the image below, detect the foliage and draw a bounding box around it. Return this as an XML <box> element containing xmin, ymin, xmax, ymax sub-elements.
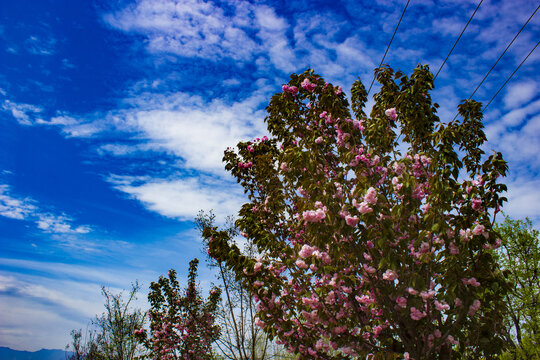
<box><xmin>94</xmin><ymin>283</ymin><xmax>146</xmax><ymax>360</ymax></box>
<box><xmin>201</xmin><ymin>65</ymin><xmax>510</xmax><ymax>360</ymax></box>
<box><xmin>495</xmin><ymin>216</ymin><xmax>540</xmax><ymax>359</ymax></box>
<box><xmin>135</xmin><ymin>259</ymin><xmax>222</xmax><ymax>360</ymax></box>
<box><xmin>66</xmin><ymin>284</ymin><xmax>145</xmax><ymax>360</ymax></box>
<box><xmin>196</xmin><ymin>211</ymin><xmax>272</xmax><ymax>360</ymax></box>
<box><xmin>66</xmin><ymin>328</ymin><xmax>105</xmax><ymax>360</ymax></box>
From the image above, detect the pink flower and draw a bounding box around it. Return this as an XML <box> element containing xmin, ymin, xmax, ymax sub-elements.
<box><xmin>355</xmin><ymin>200</ymin><xmax>373</xmax><ymax>214</ymax></box>
<box><xmin>420</xmin><ymin>290</ymin><xmax>435</xmax><ymax>300</ymax></box>
<box><xmin>396</xmin><ymin>296</ymin><xmax>407</xmax><ymax>308</ymax></box>
<box><xmin>385</xmin><ymin>108</ymin><xmax>397</xmax><ymax>121</ymax></box>
<box><xmin>455</xmin><ymin>297</ymin><xmax>463</xmax><ymax>307</ymax></box>
<box><xmin>468</xmin><ymin>299</ymin><xmax>481</xmax><ymax>316</ymax></box>
<box><xmin>383</xmin><ymin>269</ymin><xmax>398</xmax><ymax>281</ymax></box>
<box><xmin>472</xmin><ymin>198</ymin><xmax>483</xmax><ymax>211</ymax></box>
<box><xmin>254</xmin><ymin>318</ymin><xmax>265</xmax><ymax>328</ymax></box>
<box><xmin>472</xmin><ymin>224</ymin><xmax>485</xmax><ymax>236</ymax></box>
<box><xmin>301</xmin><ymin>78</ymin><xmax>316</xmax><ymax>92</ymax></box>
<box><xmin>364</xmin><ymin>187</ymin><xmax>378</xmax><ymax>204</ymax></box>
<box><xmin>434</xmin><ymin>300</ymin><xmax>450</xmax><ymax>312</ymax></box>
<box><xmin>447</xmin><ymin>335</ymin><xmax>459</xmax><ymax>345</ymax></box>
<box><xmin>280</xmin><ymin>162</ymin><xmax>288</xmax><ymax>172</ymax></box>
<box><xmin>345</xmin><ymin>215</ymin><xmax>360</xmax><ymax>226</ymax></box>
<box><xmin>410</xmin><ymin>307</ymin><xmax>426</xmax><ymax>320</ymax></box>
<box><xmin>299</xmin><ymin>244</ymin><xmax>314</xmax><ymax>258</ymax></box>
<box><xmin>373</xmin><ymin>325</ymin><xmax>383</xmax><ymax>336</ymax></box>
<box><xmin>302</xmin><ymin>207</ymin><xmax>327</xmax><ymax>223</ymax></box>
<box><xmin>295</xmin><ymin>259</ymin><xmax>308</xmax><ymax>269</ymax></box>
<box><xmin>449</xmin><ymin>242</ymin><xmax>459</xmax><ymax>255</ymax></box>
<box><xmin>282</xmin><ymin>85</ymin><xmax>298</xmax><ymax>95</ymax></box>
<box><xmin>315</xmin><ymin>136</ymin><xmax>323</xmax><ymax>144</ymax></box>
<box><xmin>253</xmin><ymin>262</ymin><xmax>263</xmax><ymax>272</ymax></box>
<box><xmin>363</xmin><ymin>264</ymin><xmax>376</xmax><ymax>274</ymax></box>
<box><xmin>407</xmin><ymin>287</ymin><xmax>419</xmax><ymax>296</ymax></box>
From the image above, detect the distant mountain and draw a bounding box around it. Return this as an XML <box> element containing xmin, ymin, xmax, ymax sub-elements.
<box><xmin>0</xmin><ymin>347</ymin><xmax>70</xmax><ymax>360</ymax></box>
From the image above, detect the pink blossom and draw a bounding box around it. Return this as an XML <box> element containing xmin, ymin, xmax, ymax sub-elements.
<box><xmin>434</xmin><ymin>300</ymin><xmax>450</xmax><ymax>312</ymax></box>
<box><xmin>302</xmin><ymin>207</ymin><xmax>327</xmax><ymax>223</ymax></box>
<box><xmin>468</xmin><ymin>299</ymin><xmax>481</xmax><ymax>316</ymax></box>
<box><xmin>385</xmin><ymin>108</ymin><xmax>397</xmax><ymax>121</ymax></box>
<box><xmin>345</xmin><ymin>215</ymin><xmax>360</xmax><ymax>226</ymax></box>
<box><xmin>373</xmin><ymin>325</ymin><xmax>383</xmax><ymax>336</ymax></box>
<box><xmin>315</xmin><ymin>136</ymin><xmax>323</xmax><ymax>144</ymax></box>
<box><xmin>254</xmin><ymin>317</ymin><xmax>265</xmax><ymax>328</ymax></box>
<box><xmin>383</xmin><ymin>269</ymin><xmax>398</xmax><ymax>281</ymax></box>
<box><xmin>420</xmin><ymin>290</ymin><xmax>435</xmax><ymax>300</ymax></box>
<box><xmin>455</xmin><ymin>297</ymin><xmax>463</xmax><ymax>307</ymax></box>
<box><xmin>364</xmin><ymin>187</ymin><xmax>378</xmax><ymax>204</ymax></box>
<box><xmin>253</xmin><ymin>262</ymin><xmax>263</xmax><ymax>272</ymax></box>
<box><xmin>449</xmin><ymin>242</ymin><xmax>459</xmax><ymax>255</ymax></box>
<box><xmin>447</xmin><ymin>335</ymin><xmax>459</xmax><ymax>345</ymax></box>
<box><xmin>299</xmin><ymin>244</ymin><xmax>314</xmax><ymax>258</ymax></box>
<box><xmin>407</xmin><ymin>287</ymin><xmax>419</xmax><ymax>295</ymax></box>
<box><xmin>403</xmin><ymin>352</ymin><xmax>410</xmax><ymax>360</ymax></box>
<box><xmin>295</xmin><ymin>259</ymin><xmax>308</xmax><ymax>269</ymax></box>
<box><xmin>282</xmin><ymin>85</ymin><xmax>298</xmax><ymax>95</ymax></box>
<box><xmin>472</xmin><ymin>224</ymin><xmax>485</xmax><ymax>236</ymax></box>
<box><xmin>356</xmin><ymin>200</ymin><xmax>373</xmax><ymax>214</ymax></box>
<box><xmin>472</xmin><ymin>198</ymin><xmax>483</xmax><ymax>211</ymax></box>
<box><xmin>396</xmin><ymin>296</ymin><xmax>407</xmax><ymax>308</ymax></box>
<box><xmin>410</xmin><ymin>307</ymin><xmax>426</xmax><ymax>320</ymax></box>
<box><xmin>356</xmin><ymin>294</ymin><xmax>375</xmax><ymax>304</ymax></box>
<box><xmin>301</xmin><ymin>78</ymin><xmax>316</xmax><ymax>92</ymax></box>
<box><xmin>280</xmin><ymin>162</ymin><xmax>288</xmax><ymax>172</ymax></box>
<box><xmin>363</xmin><ymin>264</ymin><xmax>376</xmax><ymax>274</ymax></box>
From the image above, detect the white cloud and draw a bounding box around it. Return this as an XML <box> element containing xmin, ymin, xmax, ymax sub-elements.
<box><xmin>0</xmin><ymin>185</ymin><xmax>36</xmax><ymax>219</ymax></box>
<box><xmin>104</xmin><ymin>0</ymin><xmax>258</xmax><ymax>61</ymax></box>
<box><xmin>503</xmin><ymin>80</ymin><xmax>537</xmax><ymax>109</ymax></box>
<box><xmin>109</xmin><ymin>175</ymin><xmax>245</xmax><ymax>222</ymax></box>
<box><xmin>502</xmin><ymin>177</ymin><xmax>540</xmax><ymax>226</ymax></box>
<box><xmin>1</xmin><ymin>100</ymin><xmax>43</xmax><ymax>125</ymax></box>
<box><xmin>0</xmin><ymin>184</ymin><xmax>92</xmax><ymax>235</ymax></box>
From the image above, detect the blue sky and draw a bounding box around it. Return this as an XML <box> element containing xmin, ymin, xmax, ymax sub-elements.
<box><xmin>0</xmin><ymin>0</ymin><xmax>538</xmax><ymax>351</ymax></box>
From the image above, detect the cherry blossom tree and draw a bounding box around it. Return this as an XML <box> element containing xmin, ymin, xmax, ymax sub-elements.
<box><xmin>135</xmin><ymin>259</ymin><xmax>221</xmax><ymax>360</ymax></box>
<box><xmin>202</xmin><ymin>65</ymin><xmax>511</xmax><ymax>360</ymax></box>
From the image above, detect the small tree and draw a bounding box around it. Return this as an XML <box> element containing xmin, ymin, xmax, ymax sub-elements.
<box><xmin>135</xmin><ymin>258</ymin><xmax>222</xmax><ymax>360</ymax></box>
<box><xmin>202</xmin><ymin>66</ymin><xmax>510</xmax><ymax>359</ymax></box>
<box><xmin>66</xmin><ymin>328</ymin><xmax>105</xmax><ymax>360</ymax></box>
<box><xmin>495</xmin><ymin>216</ymin><xmax>540</xmax><ymax>359</ymax></box>
<box><xmin>196</xmin><ymin>211</ymin><xmax>273</xmax><ymax>360</ymax></box>
<box><xmin>94</xmin><ymin>283</ymin><xmax>146</xmax><ymax>360</ymax></box>
<box><xmin>66</xmin><ymin>284</ymin><xmax>145</xmax><ymax>360</ymax></box>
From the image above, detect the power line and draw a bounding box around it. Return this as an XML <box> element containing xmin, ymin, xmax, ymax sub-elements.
<box><xmin>451</xmin><ymin>4</ymin><xmax>539</xmax><ymax>121</ymax></box>
<box><xmin>366</xmin><ymin>0</ymin><xmax>411</xmax><ymax>97</ymax></box>
<box><xmin>433</xmin><ymin>0</ymin><xmax>484</xmax><ymax>81</ymax></box>
<box><xmin>483</xmin><ymin>40</ymin><xmax>539</xmax><ymax>112</ymax></box>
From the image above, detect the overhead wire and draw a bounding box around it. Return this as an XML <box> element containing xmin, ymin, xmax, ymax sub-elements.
<box><xmin>433</xmin><ymin>0</ymin><xmax>484</xmax><ymax>81</ymax></box>
<box><xmin>366</xmin><ymin>0</ymin><xmax>411</xmax><ymax>97</ymax></box>
<box><xmin>451</xmin><ymin>4</ymin><xmax>539</xmax><ymax>121</ymax></box>
<box><xmin>482</xmin><ymin>40</ymin><xmax>539</xmax><ymax>112</ymax></box>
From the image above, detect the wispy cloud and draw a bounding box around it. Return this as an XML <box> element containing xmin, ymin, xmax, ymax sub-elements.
<box><xmin>25</xmin><ymin>35</ymin><xmax>56</xmax><ymax>56</ymax></box>
<box><xmin>1</xmin><ymin>100</ymin><xmax>43</xmax><ymax>125</ymax></box>
<box><xmin>104</xmin><ymin>0</ymin><xmax>259</xmax><ymax>62</ymax></box>
<box><xmin>0</xmin><ymin>185</ymin><xmax>91</xmax><ymax>234</ymax></box>
<box><xmin>108</xmin><ymin>174</ymin><xmax>245</xmax><ymax>222</ymax></box>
